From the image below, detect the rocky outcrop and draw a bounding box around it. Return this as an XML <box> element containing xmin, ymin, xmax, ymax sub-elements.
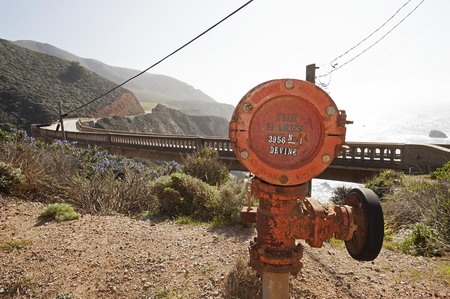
<box><xmin>429</xmin><ymin>130</ymin><xmax>448</xmax><ymax>138</ymax></box>
<box><xmin>97</xmin><ymin>90</ymin><xmax>144</xmax><ymax>117</ymax></box>
<box><xmin>95</xmin><ymin>104</ymin><xmax>228</xmax><ymax>137</ymax></box>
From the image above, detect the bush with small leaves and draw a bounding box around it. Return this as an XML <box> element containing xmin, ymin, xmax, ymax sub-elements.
<box><xmin>0</xmin><ymin>161</ymin><xmax>24</xmax><ymax>193</ymax></box>
<box><xmin>149</xmin><ymin>160</ymin><xmax>183</xmax><ymax>179</ymax></box>
<box><xmin>152</xmin><ymin>172</ymin><xmax>219</xmax><ymax>221</ymax></box>
<box><xmin>384</xmin><ymin>177</ymin><xmax>450</xmax><ymax>245</ymax></box>
<box><xmin>59</xmin><ymin>61</ymin><xmax>84</xmax><ymax>83</ymax></box>
<box><xmin>215</xmin><ymin>179</ymin><xmax>247</xmax><ymax>224</ymax></box>
<box><xmin>0</xmin><ymin>239</ymin><xmax>32</xmax><ymax>251</ymax></box>
<box><xmin>329</xmin><ymin>185</ymin><xmax>352</xmax><ymax>205</ymax></box>
<box><xmin>431</xmin><ymin>160</ymin><xmax>450</xmax><ymax>181</ymax></box>
<box><xmin>397</xmin><ymin>223</ymin><xmax>447</xmax><ymax>257</ymax></box>
<box><xmin>39</xmin><ymin>203</ymin><xmax>80</xmax><ymax>222</ymax></box>
<box><xmin>183</xmin><ymin>147</ymin><xmax>230</xmax><ymax>186</ymax></box>
<box><xmin>365</xmin><ymin>169</ymin><xmax>404</xmax><ymax>199</ymax></box>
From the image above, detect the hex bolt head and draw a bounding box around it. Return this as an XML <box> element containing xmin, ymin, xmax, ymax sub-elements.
<box><xmin>243</xmin><ymin>103</ymin><xmax>253</xmax><ymax>112</ymax></box>
<box><xmin>240</xmin><ymin>150</ymin><xmax>249</xmax><ymax>159</ymax></box>
<box><xmin>285</xmin><ymin>79</ymin><xmax>294</xmax><ymax>89</ymax></box>
<box><xmin>326</xmin><ymin>105</ymin><xmax>336</xmax><ymax>116</ymax></box>
<box><xmin>322</xmin><ymin>154</ymin><xmax>332</xmax><ymax>163</ymax></box>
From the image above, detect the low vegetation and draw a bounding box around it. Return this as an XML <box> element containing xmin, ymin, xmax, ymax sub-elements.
<box><xmin>2</xmin><ymin>275</ymin><xmax>36</xmax><ymax>296</ymax></box>
<box><xmin>223</xmin><ymin>259</ymin><xmax>261</xmax><ymax>299</ymax></box>
<box><xmin>0</xmin><ymin>239</ymin><xmax>32</xmax><ymax>251</ymax></box>
<box><xmin>0</xmin><ymin>160</ymin><xmax>23</xmax><ymax>193</ymax></box>
<box><xmin>0</xmin><ymin>129</ymin><xmax>245</xmax><ymax>224</ymax></box>
<box><xmin>331</xmin><ymin>166</ymin><xmax>450</xmax><ymax>257</ymax></box>
<box><xmin>38</xmin><ymin>203</ymin><xmax>80</xmax><ymax>222</ymax></box>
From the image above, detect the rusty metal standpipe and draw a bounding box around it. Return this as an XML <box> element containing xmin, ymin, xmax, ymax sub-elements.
<box><xmin>230</xmin><ymin>79</ymin><xmax>383</xmax><ymax>299</ymax></box>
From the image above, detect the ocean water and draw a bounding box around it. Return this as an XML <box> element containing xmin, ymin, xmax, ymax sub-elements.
<box><xmin>312</xmin><ymin>103</ymin><xmax>450</xmax><ymax>203</ymax></box>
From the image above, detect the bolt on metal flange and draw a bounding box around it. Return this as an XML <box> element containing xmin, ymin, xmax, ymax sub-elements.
<box><xmin>326</xmin><ymin>106</ymin><xmax>336</xmax><ymax>116</ymax></box>
<box><xmin>322</xmin><ymin>154</ymin><xmax>331</xmax><ymax>163</ymax></box>
<box><xmin>285</xmin><ymin>79</ymin><xmax>294</xmax><ymax>90</ymax></box>
<box><xmin>240</xmin><ymin>150</ymin><xmax>249</xmax><ymax>159</ymax></box>
<box><xmin>243</xmin><ymin>103</ymin><xmax>253</xmax><ymax>112</ymax></box>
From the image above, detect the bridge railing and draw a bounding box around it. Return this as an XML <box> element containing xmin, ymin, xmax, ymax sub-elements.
<box><xmin>39</xmin><ymin>127</ymin><xmax>405</xmax><ymax>166</ymax></box>
<box><xmin>39</xmin><ymin>127</ymin><xmax>235</xmax><ymax>156</ymax></box>
<box><xmin>34</xmin><ymin>125</ymin><xmax>450</xmax><ymax>175</ymax></box>
<box><xmin>333</xmin><ymin>142</ymin><xmax>404</xmax><ymax>170</ymax></box>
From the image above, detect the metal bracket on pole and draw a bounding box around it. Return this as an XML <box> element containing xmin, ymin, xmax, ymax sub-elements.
<box><xmin>305</xmin><ymin>63</ymin><xmax>318</xmax><ymax>84</ymax></box>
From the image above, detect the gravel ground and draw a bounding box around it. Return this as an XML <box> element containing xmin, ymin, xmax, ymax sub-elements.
<box><xmin>0</xmin><ymin>195</ymin><xmax>449</xmax><ymax>298</ymax></box>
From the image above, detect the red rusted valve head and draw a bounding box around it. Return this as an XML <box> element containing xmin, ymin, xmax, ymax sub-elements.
<box><xmin>229</xmin><ymin>79</ymin><xmax>347</xmax><ymax>185</ymax></box>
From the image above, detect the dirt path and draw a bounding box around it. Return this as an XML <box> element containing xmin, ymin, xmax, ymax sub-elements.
<box><xmin>0</xmin><ymin>195</ymin><xmax>448</xmax><ymax>298</ymax></box>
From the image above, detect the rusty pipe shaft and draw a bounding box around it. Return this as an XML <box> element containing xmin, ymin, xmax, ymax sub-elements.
<box><xmin>250</xmin><ymin>178</ymin><xmax>354</xmax><ymax>275</ymax></box>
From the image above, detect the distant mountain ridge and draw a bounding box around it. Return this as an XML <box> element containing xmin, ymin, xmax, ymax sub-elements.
<box><xmin>13</xmin><ymin>40</ymin><xmax>235</xmax><ymax>120</ymax></box>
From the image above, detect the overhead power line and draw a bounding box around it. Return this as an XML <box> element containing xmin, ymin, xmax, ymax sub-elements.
<box><xmin>318</xmin><ymin>0</ymin><xmax>425</xmax><ymax>78</ymax></box>
<box><xmin>63</xmin><ymin>0</ymin><xmax>254</xmax><ymax>117</ymax></box>
<box><xmin>330</xmin><ymin>0</ymin><xmax>413</xmax><ymax>66</ymax></box>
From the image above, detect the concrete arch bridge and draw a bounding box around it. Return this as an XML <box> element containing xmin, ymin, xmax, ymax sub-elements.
<box><xmin>32</xmin><ymin>122</ymin><xmax>450</xmax><ymax>183</ymax></box>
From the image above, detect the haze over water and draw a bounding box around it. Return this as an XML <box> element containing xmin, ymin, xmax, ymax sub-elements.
<box><xmin>312</xmin><ymin>101</ymin><xmax>450</xmax><ymax>202</ymax></box>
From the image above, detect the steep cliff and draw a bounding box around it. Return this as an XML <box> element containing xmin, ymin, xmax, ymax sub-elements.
<box><xmin>95</xmin><ymin>104</ymin><xmax>228</xmax><ymax>137</ymax></box>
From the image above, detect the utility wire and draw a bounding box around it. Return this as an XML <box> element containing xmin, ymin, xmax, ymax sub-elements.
<box><xmin>63</xmin><ymin>0</ymin><xmax>254</xmax><ymax>117</ymax></box>
<box><xmin>319</xmin><ymin>0</ymin><xmax>425</xmax><ymax>78</ymax></box>
<box><xmin>330</xmin><ymin>0</ymin><xmax>413</xmax><ymax>65</ymax></box>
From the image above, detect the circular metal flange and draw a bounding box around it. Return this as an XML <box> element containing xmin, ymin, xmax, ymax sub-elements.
<box><xmin>229</xmin><ymin>79</ymin><xmax>346</xmax><ymax>185</ymax></box>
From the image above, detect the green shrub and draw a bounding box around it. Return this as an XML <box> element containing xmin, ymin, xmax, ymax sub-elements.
<box><xmin>384</xmin><ymin>178</ymin><xmax>450</xmax><ymax>244</ymax></box>
<box><xmin>0</xmin><ymin>161</ymin><xmax>24</xmax><ymax>193</ymax></box>
<box><xmin>0</xmin><ymin>129</ymin><xmax>14</xmax><ymax>143</ymax></box>
<box><xmin>39</xmin><ymin>203</ymin><xmax>80</xmax><ymax>222</ymax></box>
<box><xmin>431</xmin><ymin>161</ymin><xmax>450</xmax><ymax>181</ymax></box>
<box><xmin>174</xmin><ymin>216</ymin><xmax>203</xmax><ymax>226</ymax></box>
<box><xmin>0</xmin><ymin>239</ymin><xmax>32</xmax><ymax>251</ymax></box>
<box><xmin>59</xmin><ymin>61</ymin><xmax>84</xmax><ymax>83</ymax></box>
<box><xmin>215</xmin><ymin>179</ymin><xmax>247</xmax><ymax>224</ymax></box>
<box><xmin>365</xmin><ymin>170</ymin><xmax>404</xmax><ymax>199</ymax></box>
<box><xmin>383</xmin><ymin>221</ymin><xmax>397</xmax><ymax>251</ymax></box>
<box><xmin>397</xmin><ymin>223</ymin><xmax>447</xmax><ymax>257</ymax></box>
<box><xmin>152</xmin><ymin>173</ymin><xmax>219</xmax><ymax>221</ymax></box>
<box><xmin>329</xmin><ymin>185</ymin><xmax>352</xmax><ymax>205</ymax></box>
<box><xmin>150</xmin><ymin>161</ymin><xmax>182</xmax><ymax>179</ymax></box>
<box><xmin>151</xmin><ymin>173</ymin><xmax>248</xmax><ymax>223</ymax></box>
<box><xmin>183</xmin><ymin>147</ymin><xmax>230</xmax><ymax>186</ymax></box>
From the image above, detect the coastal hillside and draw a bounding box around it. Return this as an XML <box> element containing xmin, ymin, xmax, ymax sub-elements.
<box><xmin>95</xmin><ymin>104</ymin><xmax>229</xmax><ymax>137</ymax></box>
<box><xmin>13</xmin><ymin>40</ymin><xmax>235</xmax><ymax>120</ymax></box>
<box><xmin>0</xmin><ymin>39</ymin><xmax>144</xmax><ymax>131</ymax></box>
